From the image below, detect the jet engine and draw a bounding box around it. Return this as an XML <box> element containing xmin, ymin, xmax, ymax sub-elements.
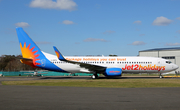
<box><xmin>103</xmin><ymin>68</ymin><xmax>122</xmax><ymax>76</ymax></box>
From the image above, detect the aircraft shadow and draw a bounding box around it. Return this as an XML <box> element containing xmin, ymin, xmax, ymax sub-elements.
<box><xmin>98</xmin><ymin>76</ymin><xmax>160</xmax><ymax>79</ymax></box>
<box><xmin>40</xmin><ymin>76</ymin><xmax>160</xmax><ymax>80</ymax></box>
<box><xmin>40</xmin><ymin>77</ymin><xmax>74</xmax><ymax>79</ymax></box>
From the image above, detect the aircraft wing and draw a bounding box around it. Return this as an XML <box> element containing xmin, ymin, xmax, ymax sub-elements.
<box><xmin>53</xmin><ymin>46</ymin><xmax>106</xmax><ymax>73</ymax></box>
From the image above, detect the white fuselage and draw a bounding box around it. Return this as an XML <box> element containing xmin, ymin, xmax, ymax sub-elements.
<box><xmin>43</xmin><ymin>52</ymin><xmax>179</xmax><ymax>74</ymax></box>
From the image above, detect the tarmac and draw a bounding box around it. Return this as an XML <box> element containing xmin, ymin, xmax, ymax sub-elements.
<box><xmin>0</xmin><ymin>76</ymin><xmax>180</xmax><ymax>110</ymax></box>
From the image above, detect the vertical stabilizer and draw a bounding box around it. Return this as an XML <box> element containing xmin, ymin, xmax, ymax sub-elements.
<box><xmin>16</xmin><ymin>27</ymin><xmax>44</xmax><ymax>67</ymax></box>
<box><xmin>16</xmin><ymin>27</ymin><xmax>67</xmax><ymax>72</ymax></box>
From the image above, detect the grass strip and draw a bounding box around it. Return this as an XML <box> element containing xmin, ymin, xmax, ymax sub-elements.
<box><xmin>2</xmin><ymin>79</ymin><xmax>180</xmax><ymax>88</ymax></box>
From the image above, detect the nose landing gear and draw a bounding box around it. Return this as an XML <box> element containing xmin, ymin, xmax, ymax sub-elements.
<box><xmin>159</xmin><ymin>73</ymin><xmax>163</xmax><ymax>78</ymax></box>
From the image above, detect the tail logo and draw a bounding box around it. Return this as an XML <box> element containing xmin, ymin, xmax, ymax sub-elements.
<box><xmin>20</xmin><ymin>42</ymin><xmax>40</xmax><ymax>66</ymax></box>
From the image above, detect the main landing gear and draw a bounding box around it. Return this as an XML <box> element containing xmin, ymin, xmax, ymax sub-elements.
<box><xmin>91</xmin><ymin>74</ymin><xmax>98</xmax><ymax>79</ymax></box>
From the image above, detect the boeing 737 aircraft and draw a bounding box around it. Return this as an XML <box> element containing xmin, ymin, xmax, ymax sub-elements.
<box><xmin>16</xmin><ymin>27</ymin><xmax>179</xmax><ymax>79</ymax></box>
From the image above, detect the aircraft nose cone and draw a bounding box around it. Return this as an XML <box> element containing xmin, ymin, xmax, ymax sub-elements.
<box><xmin>173</xmin><ymin>64</ymin><xmax>179</xmax><ymax>70</ymax></box>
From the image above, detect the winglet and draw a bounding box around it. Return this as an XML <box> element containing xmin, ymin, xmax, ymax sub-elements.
<box><xmin>53</xmin><ymin>46</ymin><xmax>66</xmax><ymax>61</ymax></box>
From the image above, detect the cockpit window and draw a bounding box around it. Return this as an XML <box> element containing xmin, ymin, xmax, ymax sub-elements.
<box><xmin>166</xmin><ymin>61</ymin><xmax>172</xmax><ymax>64</ymax></box>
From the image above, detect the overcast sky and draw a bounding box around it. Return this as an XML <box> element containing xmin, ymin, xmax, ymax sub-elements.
<box><xmin>0</xmin><ymin>0</ymin><xmax>180</xmax><ymax>56</ymax></box>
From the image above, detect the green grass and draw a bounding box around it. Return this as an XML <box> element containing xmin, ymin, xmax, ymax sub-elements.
<box><xmin>2</xmin><ymin>79</ymin><xmax>180</xmax><ymax>88</ymax></box>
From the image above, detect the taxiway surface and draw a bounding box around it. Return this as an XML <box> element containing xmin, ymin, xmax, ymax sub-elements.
<box><xmin>0</xmin><ymin>76</ymin><xmax>180</xmax><ymax>110</ymax></box>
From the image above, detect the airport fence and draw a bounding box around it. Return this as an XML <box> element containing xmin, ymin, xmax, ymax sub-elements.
<box><xmin>0</xmin><ymin>71</ymin><xmax>94</xmax><ymax>77</ymax></box>
<box><xmin>0</xmin><ymin>71</ymin><xmax>164</xmax><ymax>77</ymax></box>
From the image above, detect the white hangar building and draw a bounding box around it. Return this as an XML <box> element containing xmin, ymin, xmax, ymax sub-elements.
<box><xmin>139</xmin><ymin>47</ymin><xmax>180</xmax><ymax>73</ymax></box>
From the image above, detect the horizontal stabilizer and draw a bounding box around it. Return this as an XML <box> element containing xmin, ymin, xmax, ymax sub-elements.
<box><xmin>17</xmin><ymin>57</ymin><xmax>33</xmax><ymax>61</ymax></box>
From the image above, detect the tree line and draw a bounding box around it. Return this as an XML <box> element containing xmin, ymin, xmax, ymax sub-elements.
<box><xmin>0</xmin><ymin>55</ymin><xmax>35</xmax><ymax>71</ymax></box>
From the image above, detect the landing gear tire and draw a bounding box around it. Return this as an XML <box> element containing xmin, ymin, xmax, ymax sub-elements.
<box><xmin>91</xmin><ymin>74</ymin><xmax>98</xmax><ymax>79</ymax></box>
<box><xmin>159</xmin><ymin>75</ymin><xmax>163</xmax><ymax>78</ymax></box>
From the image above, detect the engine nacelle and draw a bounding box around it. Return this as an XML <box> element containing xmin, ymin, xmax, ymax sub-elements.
<box><xmin>104</xmin><ymin>68</ymin><xmax>122</xmax><ymax>76</ymax></box>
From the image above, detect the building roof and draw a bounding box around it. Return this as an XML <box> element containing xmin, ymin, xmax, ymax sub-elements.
<box><xmin>140</xmin><ymin>47</ymin><xmax>180</xmax><ymax>52</ymax></box>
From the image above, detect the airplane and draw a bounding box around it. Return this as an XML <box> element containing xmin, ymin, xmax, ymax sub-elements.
<box><xmin>16</xmin><ymin>27</ymin><xmax>179</xmax><ymax>79</ymax></box>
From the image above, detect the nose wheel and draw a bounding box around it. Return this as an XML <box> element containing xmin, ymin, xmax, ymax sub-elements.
<box><xmin>159</xmin><ymin>73</ymin><xmax>163</xmax><ymax>78</ymax></box>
